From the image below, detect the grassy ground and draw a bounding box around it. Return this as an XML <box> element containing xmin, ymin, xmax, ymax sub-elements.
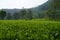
<box><xmin>0</xmin><ymin>20</ymin><xmax>60</xmax><ymax>40</ymax></box>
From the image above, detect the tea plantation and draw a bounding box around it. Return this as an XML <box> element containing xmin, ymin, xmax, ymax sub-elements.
<box><xmin>0</xmin><ymin>20</ymin><xmax>60</xmax><ymax>40</ymax></box>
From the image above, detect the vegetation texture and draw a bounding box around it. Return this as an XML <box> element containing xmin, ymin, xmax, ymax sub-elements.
<box><xmin>0</xmin><ymin>20</ymin><xmax>60</xmax><ymax>40</ymax></box>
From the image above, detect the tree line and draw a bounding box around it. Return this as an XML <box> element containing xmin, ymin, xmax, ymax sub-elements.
<box><xmin>0</xmin><ymin>9</ymin><xmax>33</xmax><ymax>20</ymax></box>
<box><xmin>0</xmin><ymin>9</ymin><xmax>60</xmax><ymax>20</ymax></box>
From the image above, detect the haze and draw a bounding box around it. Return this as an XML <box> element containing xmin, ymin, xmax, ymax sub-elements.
<box><xmin>0</xmin><ymin>0</ymin><xmax>48</xmax><ymax>9</ymax></box>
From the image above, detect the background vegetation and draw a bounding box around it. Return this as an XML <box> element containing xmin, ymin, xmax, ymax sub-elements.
<box><xmin>0</xmin><ymin>0</ymin><xmax>60</xmax><ymax>21</ymax></box>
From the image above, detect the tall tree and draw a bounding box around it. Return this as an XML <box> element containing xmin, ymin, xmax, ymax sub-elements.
<box><xmin>0</xmin><ymin>10</ymin><xmax>6</xmax><ymax>20</ymax></box>
<box><xmin>6</xmin><ymin>13</ymin><xmax>12</xmax><ymax>20</ymax></box>
<box><xmin>13</xmin><ymin>12</ymin><xmax>20</xmax><ymax>20</ymax></box>
<box><xmin>48</xmin><ymin>0</ymin><xmax>60</xmax><ymax>20</ymax></box>
<box><xmin>25</xmin><ymin>9</ymin><xmax>33</xmax><ymax>20</ymax></box>
<box><xmin>20</xmin><ymin>9</ymin><xmax>26</xmax><ymax>19</ymax></box>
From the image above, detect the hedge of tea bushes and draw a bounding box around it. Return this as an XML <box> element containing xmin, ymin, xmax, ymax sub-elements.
<box><xmin>0</xmin><ymin>20</ymin><xmax>60</xmax><ymax>40</ymax></box>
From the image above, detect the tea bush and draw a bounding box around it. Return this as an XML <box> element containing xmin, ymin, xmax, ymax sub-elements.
<box><xmin>0</xmin><ymin>20</ymin><xmax>60</xmax><ymax>40</ymax></box>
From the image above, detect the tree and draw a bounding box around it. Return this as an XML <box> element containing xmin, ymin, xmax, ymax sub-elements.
<box><xmin>20</xmin><ymin>9</ymin><xmax>26</xmax><ymax>19</ymax></box>
<box><xmin>48</xmin><ymin>0</ymin><xmax>60</xmax><ymax>20</ymax></box>
<box><xmin>37</xmin><ymin>11</ymin><xmax>46</xmax><ymax>18</ymax></box>
<box><xmin>25</xmin><ymin>9</ymin><xmax>33</xmax><ymax>20</ymax></box>
<box><xmin>6</xmin><ymin>13</ymin><xmax>12</xmax><ymax>20</ymax></box>
<box><xmin>13</xmin><ymin>12</ymin><xmax>20</xmax><ymax>20</ymax></box>
<box><xmin>0</xmin><ymin>10</ymin><xmax>6</xmax><ymax>20</ymax></box>
<box><xmin>13</xmin><ymin>9</ymin><xmax>33</xmax><ymax>20</ymax></box>
<box><xmin>13</xmin><ymin>9</ymin><xmax>27</xmax><ymax>20</ymax></box>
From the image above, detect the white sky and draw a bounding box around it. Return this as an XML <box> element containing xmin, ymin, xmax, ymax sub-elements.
<box><xmin>0</xmin><ymin>0</ymin><xmax>48</xmax><ymax>9</ymax></box>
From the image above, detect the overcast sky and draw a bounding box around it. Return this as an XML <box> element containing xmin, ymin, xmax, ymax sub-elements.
<box><xmin>0</xmin><ymin>0</ymin><xmax>48</xmax><ymax>9</ymax></box>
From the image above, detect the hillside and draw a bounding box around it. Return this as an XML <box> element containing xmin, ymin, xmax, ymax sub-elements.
<box><xmin>31</xmin><ymin>1</ymin><xmax>48</xmax><ymax>13</ymax></box>
<box><xmin>0</xmin><ymin>1</ymin><xmax>48</xmax><ymax>15</ymax></box>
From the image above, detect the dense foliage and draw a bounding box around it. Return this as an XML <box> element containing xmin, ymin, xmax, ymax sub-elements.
<box><xmin>0</xmin><ymin>10</ymin><xmax>6</xmax><ymax>20</ymax></box>
<box><xmin>0</xmin><ymin>20</ymin><xmax>60</xmax><ymax>40</ymax></box>
<box><xmin>48</xmin><ymin>0</ymin><xmax>60</xmax><ymax>20</ymax></box>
